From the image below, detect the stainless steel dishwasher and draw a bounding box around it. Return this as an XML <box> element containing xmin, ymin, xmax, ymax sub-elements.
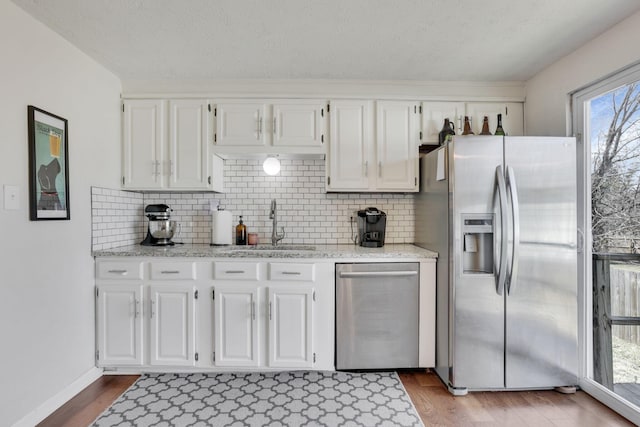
<box><xmin>336</xmin><ymin>262</ymin><xmax>419</xmax><ymax>370</ymax></box>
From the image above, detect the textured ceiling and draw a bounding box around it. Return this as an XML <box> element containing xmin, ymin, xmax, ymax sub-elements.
<box><xmin>11</xmin><ymin>0</ymin><xmax>640</xmax><ymax>84</ymax></box>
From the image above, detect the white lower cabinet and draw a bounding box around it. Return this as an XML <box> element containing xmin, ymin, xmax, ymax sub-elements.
<box><xmin>268</xmin><ymin>286</ymin><xmax>314</xmax><ymax>368</ymax></box>
<box><xmin>213</xmin><ymin>285</ymin><xmax>260</xmax><ymax>367</ymax></box>
<box><xmin>149</xmin><ymin>285</ymin><xmax>196</xmax><ymax>366</ymax></box>
<box><xmin>213</xmin><ymin>284</ymin><xmax>315</xmax><ymax>368</ymax></box>
<box><xmin>96</xmin><ymin>258</ymin><xmax>335</xmax><ymax>371</ymax></box>
<box><xmin>212</xmin><ymin>261</ymin><xmax>331</xmax><ymax>370</ymax></box>
<box><xmin>96</xmin><ymin>284</ymin><xmax>144</xmax><ymax>366</ymax></box>
<box><xmin>97</xmin><ymin>283</ymin><xmax>197</xmax><ymax>367</ymax></box>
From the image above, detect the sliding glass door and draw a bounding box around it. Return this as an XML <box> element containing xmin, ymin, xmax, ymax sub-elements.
<box><xmin>573</xmin><ymin>63</ymin><xmax>640</xmax><ymax>424</ymax></box>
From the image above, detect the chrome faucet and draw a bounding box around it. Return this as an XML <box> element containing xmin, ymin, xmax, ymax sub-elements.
<box><xmin>269</xmin><ymin>199</ymin><xmax>285</xmax><ymax>246</ymax></box>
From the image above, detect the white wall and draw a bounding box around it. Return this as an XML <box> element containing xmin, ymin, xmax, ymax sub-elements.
<box><xmin>526</xmin><ymin>10</ymin><xmax>640</xmax><ymax>136</ymax></box>
<box><xmin>0</xmin><ymin>2</ymin><xmax>121</xmax><ymax>425</ymax></box>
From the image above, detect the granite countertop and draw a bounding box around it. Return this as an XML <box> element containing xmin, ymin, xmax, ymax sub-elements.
<box><xmin>93</xmin><ymin>243</ymin><xmax>437</xmax><ymax>259</ymax></box>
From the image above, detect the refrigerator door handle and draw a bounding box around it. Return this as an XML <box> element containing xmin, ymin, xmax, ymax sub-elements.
<box><xmin>495</xmin><ymin>166</ymin><xmax>508</xmax><ymax>296</ymax></box>
<box><xmin>506</xmin><ymin>166</ymin><xmax>521</xmax><ymax>295</ymax></box>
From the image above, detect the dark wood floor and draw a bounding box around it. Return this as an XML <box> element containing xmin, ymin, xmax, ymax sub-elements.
<box><xmin>39</xmin><ymin>370</ymin><xmax>634</xmax><ymax>427</ymax></box>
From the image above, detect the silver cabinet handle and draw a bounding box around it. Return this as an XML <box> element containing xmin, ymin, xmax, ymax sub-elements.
<box><xmin>134</xmin><ymin>298</ymin><xmax>140</xmax><ymax>318</ymax></box>
<box><xmin>378</xmin><ymin>161</ymin><xmax>382</xmax><ymax>178</ymax></box>
<box><xmin>273</xmin><ymin>117</ymin><xmax>277</xmax><ymax>135</ymax></box>
<box><xmin>107</xmin><ymin>269</ymin><xmax>128</xmax><ymax>275</ymax></box>
<box><xmin>251</xmin><ymin>301</ymin><xmax>256</xmax><ymax>320</ymax></box>
<box><xmin>281</xmin><ymin>271</ymin><xmax>301</xmax><ymax>275</ymax></box>
<box><xmin>169</xmin><ymin>160</ymin><xmax>174</xmax><ymax>176</ymax></box>
<box><xmin>150</xmin><ymin>300</ymin><xmax>155</xmax><ymax>318</ymax></box>
<box><xmin>269</xmin><ymin>301</ymin><xmax>272</xmax><ymax>320</ymax></box>
<box><xmin>161</xmin><ymin>270</ymin><xmax>180</xmax><ymax>274</ymax></box>
<box><xmin>224</xmin><ymin>270</ymin><xmax>246</xmax><ymax>274</ymax></box>
<box><xmin>338</xmin><ymin>271</ymin><xmax>418</xmax><ymax>278</ymax></box>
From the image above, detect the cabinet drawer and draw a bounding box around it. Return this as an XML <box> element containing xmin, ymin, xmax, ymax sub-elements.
<box><xmin>96</xmin><ymin>261</ymin><xmax>144</xmax><ymax>280</ymax></box>
<box><xmin>150</xmin><ymin>261</ymin><xmax>197</xmax><ymax>280</ymax></box>
<box><xmin>214</xmin><ymin>261</ymin><xmax>260</xmax><ymax>280</ymax></box>
<box><xmin>268</xmin><ymin>263</ymin><xmax>315</xmax><ymax>282</ymax></box>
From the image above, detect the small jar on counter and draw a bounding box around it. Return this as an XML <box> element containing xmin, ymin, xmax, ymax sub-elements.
<box><xmin>248</xmin><ymin>233</ymin><xmax>259</xmax><ymax>246</ymax></box>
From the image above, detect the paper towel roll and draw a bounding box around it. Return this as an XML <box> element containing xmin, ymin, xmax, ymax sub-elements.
<box><xmin>211</xmin><ymin>210</ymin><xmax>233</xmax><ymax>245</ymax></box>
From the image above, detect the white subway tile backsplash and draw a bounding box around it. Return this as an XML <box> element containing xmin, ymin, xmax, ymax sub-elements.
<box><xmin>91</xmin><ymin>160</ymin><xmax>415</xmax><ymax>250</ymax></box>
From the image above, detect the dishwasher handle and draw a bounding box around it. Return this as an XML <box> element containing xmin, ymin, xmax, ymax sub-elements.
<box><xmin>338</xmin><ymin>270</ymin><xmax>418</xmax><ymax>279</ymax></box>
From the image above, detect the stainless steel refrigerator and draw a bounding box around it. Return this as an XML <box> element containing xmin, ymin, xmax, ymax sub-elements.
<box><xmin>415</xmin><ymin>135</ymin><xmax>578</xmax><ymax>394</ymax></box>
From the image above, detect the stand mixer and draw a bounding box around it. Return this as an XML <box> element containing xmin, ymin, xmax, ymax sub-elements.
<box><xmin>141</xmin><ymin>204</ymin><xmax>177</xmax><ymax>246</ymax></box>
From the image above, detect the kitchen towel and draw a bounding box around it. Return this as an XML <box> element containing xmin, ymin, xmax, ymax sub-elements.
<box><xmin>211</xmin><ymin>210</ymin><xmax>232</xmax><ymax>245</ymax></box>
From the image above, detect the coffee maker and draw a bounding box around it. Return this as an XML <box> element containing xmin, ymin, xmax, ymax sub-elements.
<box><xmin>141</xmin><ymin>204</ymin><xmax>177</xmax><ymax>246</ymax></box>
<box><xmin>356</xmin><ymin>207</ymin><xmax>387</xmax><ymax>247</ymax></box>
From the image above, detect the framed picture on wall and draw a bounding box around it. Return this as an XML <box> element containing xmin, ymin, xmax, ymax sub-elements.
<box><xmin>27</xmin><ymin>105</ymin><xmax>70</xmax><ymax>221</ymax></box>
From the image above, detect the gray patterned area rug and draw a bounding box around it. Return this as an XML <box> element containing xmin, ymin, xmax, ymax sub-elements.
<box><xmin>92</xmin><ymin>371</ymin><xmax>424</xmax><ymax>427</ymax></box>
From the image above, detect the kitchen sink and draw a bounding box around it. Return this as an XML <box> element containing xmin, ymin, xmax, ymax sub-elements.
<box><xmin>231</xmin><ymin>245</ymin><xmax>316</xmax><ymax>251</ymax></box>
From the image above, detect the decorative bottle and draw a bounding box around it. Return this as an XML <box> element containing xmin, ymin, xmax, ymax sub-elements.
<box><xmin>479</xmin><ymin>116</ymin><xmax>492</xmax><ymax>135</ymax></box>
<box><xmin>235</xmin><ymin>216</ymin><xmax>247</xmax><ymax>245</ymax></box>
<box><xmin>494</xmin><ymin>113</ymin><xmax>506</xmax><ymax>136</ymax></box>
<box><xmin>462</xmin><ymin>116</ymin><xmax>474</xmax><ymax>135</ymax></box>
<box><xmin>438</xmin><ymin>118</ymin><xmax>456</xmax><ymax>145</ymax></box>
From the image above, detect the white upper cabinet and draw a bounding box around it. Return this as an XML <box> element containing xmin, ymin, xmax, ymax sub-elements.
<box><xmin>327</xmin><ymin>100</ymin><xmax>420</xmax><ymax>192</ymax></box>
<box><xmin>213</xmin><ymin>99</ymin><xmax>327</xmax><ymax>155</ymax></box>
<box><xmin>272</xmin><ymin>100</ymin><xmax>325</xmax><ymax>147</ymax></box>
<box><xmin>421</xmin><ymin>101</ymin><xmax>524</xmax><ymax>144</ymax></box>
<box><xmin>168</xmin><ymin>100</ymin><xmax>212</xmax><ymax>189</ymax></box>
<box><xmin>123</xmin><ymin>99</ymin><xmax>165</xmax><ymax>189</ymax></box>
<box><xmin>327</xmin><ymin>100</ymin><xmax>373</xmax><ymax>191</ymax></box>
<box><xmin>376</xmin><ymin>101</ymin><xmax>420</xmax><ymax>191</ymax></box>
<box><xmin>214</xmin><ymin>101</ymin><xmax>267</xmax><ymax>147</ymax></box>
<box><xmin>122</xmin><ymin>98</ymin><xmax>222</xmax><ymax>191</ymax></box>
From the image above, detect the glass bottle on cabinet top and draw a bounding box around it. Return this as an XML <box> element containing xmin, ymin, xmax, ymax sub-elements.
<box><xmin>480</xmin><ymin>116</ymin><xmax>492</xmax><ymax>135</ymax></box>
<box><xmin>462</xmin><ymin>116</ymin><xmax>474</xmax><ymax>135</ymax></box>
<box><xmin>494</xmin><ymin>113</ymin><xmax>506</xmax><ymax>136</ymax></box>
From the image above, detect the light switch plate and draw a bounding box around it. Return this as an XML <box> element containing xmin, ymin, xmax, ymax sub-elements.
<box><xmin>4</xmin><ymin>185</ymin><xmax>20</xmax><ymax>210</ymax></box>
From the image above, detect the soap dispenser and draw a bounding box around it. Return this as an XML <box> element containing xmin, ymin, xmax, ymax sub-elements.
<box><xmin>235</xmin><ymin>215</ymin><xmax>247</xmax><ymax>245</ymax></box>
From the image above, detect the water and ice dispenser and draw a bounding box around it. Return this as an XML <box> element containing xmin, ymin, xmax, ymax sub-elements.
<box><xmin>461</xmin><ymin>214</ymin><xmax>494</xmax><ymax>274</ymax></box>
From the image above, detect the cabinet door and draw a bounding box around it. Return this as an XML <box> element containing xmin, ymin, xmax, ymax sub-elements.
<box><xmin>149</xmin><ymin>285</ymin><xmax>196</xmax><ymax>366</ymax></box>
<box><xmin>213</xmin><ymin>285</ymin><xmax>260</xmax><ymax>367</ymax></box>
<box><xmin>268</xmin><ymin>286</ymin><xmax>314</xmax><ymax>368</ymax></box>
<box><xmin>272</xmin><ymin>101</ymin><xmax>325</xmax><ymax>147</ymax></box>
<box><xmin>421</xmin><ymin>101</ymin><xmax>465</xmax><ymax>144</ymax></box>
<box><xmin>214</xmin><ymin>101</ymin><xmax>267</xmax><ymax>147</ymax></box>
<box><xmin>327</xmin><ymin>100</ymin><xmax>373</xmax><ymax>191</ymax></box>
<box><xmin>466</xmin><ymin>102</ymin><xmax>524</xmax><ymax>136</ymax></box>
<box><xmin>122</xmin><ymin>100</ymin><xmax>165</xmax><ymax>189</ymax></box>
<box><xmin>376</xmin><ymin>101</ymin><xmax>420</xmax><ymax>191</ymax></box>
<box><xmin>96</xmin><ymin>284</ymin><xmax>143</xmax><ymax>366</ymax></box>
<box><xmin>168</xmin><ymin>99</ymin><xmax>211</xmax><ymax>189</ymax></box>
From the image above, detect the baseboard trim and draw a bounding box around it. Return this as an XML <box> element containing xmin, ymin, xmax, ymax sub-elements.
<box><xmin>12</xmin><ymin>367</ymin><xmax>103</xmax><ymax>427</ymax></box>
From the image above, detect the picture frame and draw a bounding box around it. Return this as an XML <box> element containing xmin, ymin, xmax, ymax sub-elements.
<box><xmin>28</xmin><ymin>105</ymin><xmax>70</xmax><ymax>221</ymax></box>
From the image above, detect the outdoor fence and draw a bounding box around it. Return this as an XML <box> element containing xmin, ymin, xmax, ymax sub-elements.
<box><xmin>593</xmin><ymin>253</ymin><xmax>640</xmax><ymax>390</ymax></box>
